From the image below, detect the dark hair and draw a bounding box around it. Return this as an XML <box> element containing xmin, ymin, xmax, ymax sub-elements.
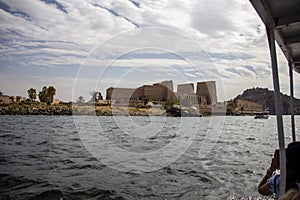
<box><xmin>286</xmin><ymin>141</ymin><xmax>300</xmax><ymax>192</ymax></box>
<box><xmin>279</xmin><ymin>189</ymin><xmax>300</xmax><ymax>200</ymax></box>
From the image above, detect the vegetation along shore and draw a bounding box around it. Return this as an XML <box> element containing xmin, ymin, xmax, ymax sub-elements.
<box><xmin>0</xmin><ymin>86</ymin><xmax>299</xmax><ymax>116</ymax></box>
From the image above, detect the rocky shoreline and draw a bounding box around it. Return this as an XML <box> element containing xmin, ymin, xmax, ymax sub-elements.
<box><xmin>0</xmin><ymin>103</ymin><xmax>168</xmax><ymax>116</ymax></box>
<box><xmin>0</xmin><ymin>103</ymin><xmax>205</xmax><ymax>117</ymax></box>
<box><xmin>0</xmin><ymin>103</ymin><xmax>72</xmax><ymax>115</ymax></box>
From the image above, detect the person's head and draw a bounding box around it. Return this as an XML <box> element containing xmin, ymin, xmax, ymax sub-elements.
<box><xmin>286</xmin><ymin>141</ymin><xmax>300</xmax><ymax>172</ymax></box>
<box><xmin>279</xmin><ymin>189</ymin><xmax>300</xmax><ymax>200</ymax></box>
<box><xmin>285</xmin><ymin>141</ymin><xmax>300</xmax><ymax>191</ymax></box>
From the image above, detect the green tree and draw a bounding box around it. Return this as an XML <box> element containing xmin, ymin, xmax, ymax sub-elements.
<box><xmin>27</xmin><ymin>88</ymin><xmax>37</xmax><ymax>101</ymax></box>
<box><xmin>77</xmin><ymin>96</ymin><xmax>85</xmax><ymax>104</ymax></box>
<box><xmin>47</xmin><ymin>86</ymin><xmax>56</xmax><ymax>103</ymax></box>
<box><xmin>226</xmin><ymin>99</ymin><xmax>236</xmax><ymax>115</ymax></box>
<box><xmin>38</xmin><ymin>86</ymin><xmax>47</xmax><ymax>102</ymax></box>
<box><xmin>47</xmin><ymin>86</ymin><xmax>56</xmax><ymax>96</ymax></box>
<box><xmin>164</xmin><ymin>100</ymin><xmax>176</xmax><ymax>111</ymax></box>
<box><xmin>38</xmin><ymin>86</ymin><xmax>56</xmax><ymax>103</ymax></box>
<box><xmin>144</xmin><ymin>95</ymin><xmax>151</xmax><ymax>105</ymax></box>
<box><xmin>89</xmin><ymin>91</ymin><xmax>103</xmax><ymax>104</ymax></box>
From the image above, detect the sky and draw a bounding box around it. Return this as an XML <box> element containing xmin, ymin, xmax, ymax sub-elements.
<box><xmin>1</xmin><ymin>0</ymin><xmax>300</xmax><ymax>102</ymax></box>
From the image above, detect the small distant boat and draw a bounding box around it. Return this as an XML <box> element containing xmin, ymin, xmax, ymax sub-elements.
<box><xmin>254</xmin><ymin>111</ymin><xmax>269</xmax><ymax>119</ymax></box>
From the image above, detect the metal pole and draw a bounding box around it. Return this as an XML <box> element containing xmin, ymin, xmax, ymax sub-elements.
<box><xmin>289</xmin><ymin>61</ymin><xmax>296</xmax><ymax>142</ymax></box>
<box><xmin>266</xmin><ymin>27</ymin><xmax>286</xmax><ymax>196</ymax></box>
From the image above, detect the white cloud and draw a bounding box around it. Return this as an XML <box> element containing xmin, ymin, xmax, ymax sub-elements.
<box><xmin>0</xmin><ymin>0</ymin><xmax>299</xmax><ymax>101</ymax></box>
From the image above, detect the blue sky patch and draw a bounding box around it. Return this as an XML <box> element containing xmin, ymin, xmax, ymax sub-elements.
<box><xmin>244</xmin><ymin>65</ymin><xmax>257</xmax><ymax>75</ymax></box>
<box><xmin>92</xmin><ymin>3</ymin><xmax>140</xmax><ymax>28</ymax></box>
<box><xmin>225</xmin><ymin>68</ymin><xmax>242</xmax><ymax>76</ymax></box>
<box><xmin>118</xmin><ymin>52</ymin><xmax>183</xmax><ymax>60</ymax></box>
<box><xmin>40</xmin><ymin>0</ymin><xmax>68</xmax><ymax>13</ymax></box>
<box><xmin>128</xmin><ymin>0</ymin><xmax>140</xmax><ymax>8</ymax></box>
<box><xmin>208</xmin><ymin>52</ymin><xmax>255</xmax><ymax>60</ymax></box>
<box><xmin>0</xmin><ymin>1</ymin><xmax>32</xmax><ymax>21</ymax></box>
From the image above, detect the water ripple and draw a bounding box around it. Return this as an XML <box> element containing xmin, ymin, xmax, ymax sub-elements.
<box><xmin>0</xmin><ymin>115</ymin><xmax>298</xmax><ymax>199</ymax></box>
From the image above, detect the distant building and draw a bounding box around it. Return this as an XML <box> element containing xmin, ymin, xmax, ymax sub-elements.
<box><xmin>177</xmin><ymin>83</ymin><xmax>197</xmax><ymax>106</ymax></box>
<box><xmin>0</xmin><ymin>95</ymin><xmax>26</xmax><ymax>104</ymax></box>
<box><xmin>106</xmin><ymin>81</ymin><xmax>177</xmax><ymax>106</ymax></box>
<box><xmin>177</xmin><ymin>83</ymin><xmax>194</xmax><ymax>94</ymax></box>
<box><xmin>0</xmin><ymin>95</ymin><xmax>12</xmax><ymax>103</ymax></box>
<box><xmin>159</xmin><ymin>80</ymin><xmax>174</xmax><ymax>92</ymax></box>
<box><xmin>176</xmin><ymin>82</ymin><xmax>217</xmax><ymax>107</ymax></box>
<box><xmin>16</xmin><ymin>96</ymin><xmax>26</xmax><ymax>102</ymax></box>
<box><xmin>106</xmin><ymin>87</ymin><xmax>135</xmax><ymax>102</ymax></box>
<box><xmin>106</xmin><ymin>80</ymin><xmax>218</xmax><ymax>110</ymax></box>
<box><xmin>131</xmin><ymin>81</ymin><xmax>177</xmax><ymax>102</ymax></box>
<box><xmin>235</xmin><ymin>99</ymin><xmax>263</xmax><ymax>114</ymax></box>
<box><xmin>196</xmin><ymin>81</ymin><xmax>217</xmax><ymax>105</ymax></box>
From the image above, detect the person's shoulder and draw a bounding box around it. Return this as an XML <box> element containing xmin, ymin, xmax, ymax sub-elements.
<box><xmin>267</xmin><ymin>172</ymin><xmax>280</xmax><ymax>195</ymax></box>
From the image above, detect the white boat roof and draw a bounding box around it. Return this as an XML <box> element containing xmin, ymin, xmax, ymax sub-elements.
<box><xmin>250</xmin><ymin>0</ymin><xmax>300</xmax><ymax>73</ymax></box>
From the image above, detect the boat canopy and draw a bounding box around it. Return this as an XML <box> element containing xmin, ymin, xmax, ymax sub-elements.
<box><xmin>250</xmin><ymin>0</ymin><xmax>300</xmax><ymax>73</ymax></box>
<box><xmin>250</xmin><ymin>0</ymin><xmax>299</xmax><ymax>197</ymax></box>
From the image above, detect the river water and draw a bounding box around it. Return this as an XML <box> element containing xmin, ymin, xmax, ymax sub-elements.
<box><xmin>0</xmin><ymin>115</ymin><xmax>299</xmax><ymax>200</ymax></box>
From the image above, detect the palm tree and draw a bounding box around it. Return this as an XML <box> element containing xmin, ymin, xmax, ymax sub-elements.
<box><xmin>38</xmin><ymin>86</ymin><xmax>56</xmax><ymax>103</ymax></box>
<box><xmin>47</xmin><ymin>86</ymin><xmax>56</xmax><ymax>103</ymax></box>
<box><xmin>27</xmin><ymin>88</ymin><xmax>37</xmax><ymax>101</ymax></box>
<box><xmin>38</xmin><ymin>86</ymin><xmax>47</xmax><ymax>102</ymax></box>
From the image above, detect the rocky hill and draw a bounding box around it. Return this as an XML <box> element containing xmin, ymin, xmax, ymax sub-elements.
<box><xmin>234</xmin><ymin>87</ymin><xmax>300</xmax><ymax>115</ymax></box>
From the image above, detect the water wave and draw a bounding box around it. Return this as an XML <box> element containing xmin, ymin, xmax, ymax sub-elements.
<box><xmin>0</xmin><ymin>115</ymin><xmax>298</xmax><ymax>199</ymax></box>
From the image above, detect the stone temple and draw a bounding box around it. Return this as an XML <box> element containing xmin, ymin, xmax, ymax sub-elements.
<box><xmin>106</xmin><ymin>80</ymin><xmax>218</xmax><ymax>108</ymax></box>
